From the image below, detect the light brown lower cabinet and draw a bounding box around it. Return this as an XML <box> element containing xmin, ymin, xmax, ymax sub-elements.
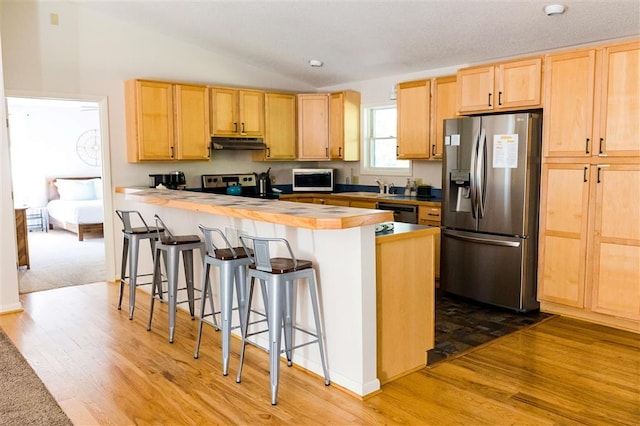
<box><xmin>538</xmin><ymin>163</ymin><xmax>640</xmax><ymax>332</ymax></box>
<box><xmin>376</xmin><ymin>227</ymin><xmax>437</xmax><ymax>383</ymax></box>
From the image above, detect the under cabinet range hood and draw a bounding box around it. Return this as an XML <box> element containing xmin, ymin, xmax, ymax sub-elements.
<box><xmin>211</xmin><ymin>137</ymin><xmax>267</xmax><ymax>150</ymax></box>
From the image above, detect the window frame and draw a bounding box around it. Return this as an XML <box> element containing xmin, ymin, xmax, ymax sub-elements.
<box><xmin>360</xmin><ymin>102</ymin><xmax>412</xmax><ymax>177</ymax></box>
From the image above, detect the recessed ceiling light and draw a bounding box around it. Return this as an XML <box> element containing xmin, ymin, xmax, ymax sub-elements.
<box><xmin>544</xmin><ymin>4</ymin><xmax>567</xmax><ymax>16</ymax></box>
<box><xmin>308</xmin><ymin>59</ymin><xmax>324</xmax><ymax>68</ymax></box>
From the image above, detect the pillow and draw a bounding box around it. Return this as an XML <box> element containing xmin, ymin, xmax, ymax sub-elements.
<box><xmin>55</xmin><ymin>179</ymin><xmax>97</xmax><ymax>201</ymax></box>
<box><xmin>90</xmin><ymin>178</ymin><xmax>103</xmax><ymax>199</ymax></box>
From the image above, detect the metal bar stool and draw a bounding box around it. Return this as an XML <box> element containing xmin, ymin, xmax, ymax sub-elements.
<box><xmin>147</xmin><ymin>214</ymin><xmax>204</xmax><ymax>343</ymax></box>
<box><xmin>115</xmin><ymin>210</ymin><xmax>164</xmax><ymax>320</ymax></box>
<box><xmin>235</xmin><ymin>235</ymin><xmax>330</xmax><ymax>405</ymax></box>
<box><xmin>193</xmin><ymin>225</ymin><xmax>253</xmax><ymax>376</ymax></box>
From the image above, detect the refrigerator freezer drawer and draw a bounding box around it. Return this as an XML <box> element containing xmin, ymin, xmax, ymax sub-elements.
<box><xmin>440</xmin><ymin>229</ymin><xmax>539</xmax><ymax>312</ymax></box>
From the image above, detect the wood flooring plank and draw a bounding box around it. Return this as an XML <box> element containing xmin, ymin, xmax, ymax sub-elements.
<box><xmin>0</xmin><ymin>282</ymin><xmax>638</xmax><ymax>425</ymax></box>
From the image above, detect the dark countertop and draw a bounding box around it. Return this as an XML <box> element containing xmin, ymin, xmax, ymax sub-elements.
<box><xmin>375</xmin><ymin>221</ymin><xmax>439</xmax><ymax>237</ymax></box>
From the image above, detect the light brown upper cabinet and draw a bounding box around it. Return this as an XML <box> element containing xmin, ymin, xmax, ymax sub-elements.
<box><xmin>457</xmin><ymin>57</ymin><xmax>542</xmax><ymax>114</ymax></box>
<box><xmin>430</xmin><ymin>75</ymin><xmax>457</xmax><ymax>159</ymax></box>
<box><xmin>397</xmin><ymin>77</ymin><xmax>456</xmax><ymax>160</ymax></box>
<box><xmin>125</xmin><ymin>79</ymin><xmax>211</xmax><ymax>162</ymax></box>
<box><xmin>397</xmin><ymin>79</ymin><xmax>431</xmax><ymax>159</ymax></box>
<box><xmin>253</xmin><ymin>92</ymin><xmax>297</xmax><ymax>161</ymax></box>
<box><xmin>544</xmin><ymin>41</ymin><xmax>640</xmax><ymax>158</ymax></box>
<box><xmin>297</xmin><ymin>93</ymin><xmax>330</xmax><ymax>160</ymax></box>
<box><xmin>329</xmin><ymin>90</ymin><xmax>361</xmax><ymax>161</ymax></box>
<box><xmin>210</xmin><ymin>87</ymin><xmax>264</xmax><ymax>137</ymax></box>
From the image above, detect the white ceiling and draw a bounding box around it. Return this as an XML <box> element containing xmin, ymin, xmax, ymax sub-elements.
<box><xmin>84</xmin><ymin>0</ymin><xmax>640</xmax><ymax>88</ymax></box>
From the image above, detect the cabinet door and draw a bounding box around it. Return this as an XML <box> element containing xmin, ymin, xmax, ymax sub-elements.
<box><xmin>238</xmin><ymin>90</ymin><xmax>264</xmax><ymax>136</ymax></box>
<box><xmin>174</xmin><ymin>84</ymin><xmax>210</xmax><ymax>160</ymax></box>
<box><xmin>263</xmin><ymin>93</ymin><xmax>296</xmax><ymax>160</ymax></box>
<box><xmin>590</xmin><ymin>165</ymin><xmax>640</xmax><ymax>320</ymax></box>
<box><xmin>329</xmin><ymin>91</ymin><xmax>361</xmax><ymax>161</ymax></box>
<box><xmin>497</xmin><ymin>58</ymin><xmax>542</xmax><ymax>110</ymax></box>
<box><xmin>456</xmin><ymin>66</ymin><xmax>494</xmax><ymax>113</ymax></box>
<box><xmin>537</xmin><ymin>164</ymin><xmax>591</xmax><ymax>307</ymax></box>
<box><xmin>430</xmin><ymin>76</ymin><xmax>457</xmax><ymax>160</ymax></box>
<box><xmin>397</xmin><ymin>80</ymin><xmax>431</xmax><ymax>159</ymax></box>
<box><xmin>595</xmin><ymin>41</ymin><xmax>640</xmax><ymax>157</ymax></box>
<box><xmin>297</xmin><ymin>94</ymin><xmax>329</xmax><ymax>160</ymax></box>
<box><xmin>543</xmin><ymin>50</ymin><xmax>596</xmax><ymax>158</ymax></box>
<box><xmin>210</xmin><ymin>87</ymin><xmax>238</xmax><ymax>136</ymax></box>
<box><xmin>131</xmin><ymin>80</ymin><xmax>175</xmax><ymax>161</ymax></box>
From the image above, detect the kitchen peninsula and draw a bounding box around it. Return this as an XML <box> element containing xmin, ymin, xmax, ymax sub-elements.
<box><xmin>116</xmin><ymin>187</ymin><xmax>439</xmax><ymax>397</ymax></box>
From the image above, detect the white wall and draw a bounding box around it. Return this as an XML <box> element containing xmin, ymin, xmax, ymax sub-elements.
<box><xmin>0</xmin><ymin>29</ymin><xmax>22</xmax><ymax>313</ymax></box>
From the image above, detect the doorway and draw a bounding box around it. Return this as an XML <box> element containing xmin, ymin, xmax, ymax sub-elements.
<box><xmin>7</xmin><ymin>96</ymin><xmax>108</xmax><ymax>293</ymax></box>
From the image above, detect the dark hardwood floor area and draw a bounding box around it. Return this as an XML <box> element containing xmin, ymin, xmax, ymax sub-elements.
<box><xmin>0</xmin><ymin>282</ymin><xmax>638</xmax><ymax>425</ymax></box>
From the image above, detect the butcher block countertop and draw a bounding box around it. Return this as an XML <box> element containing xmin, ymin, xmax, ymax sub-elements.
<box><xmin>116</xmin><ymin>187</ymin><xmax>394</xmax><ymax>230</ymax></box>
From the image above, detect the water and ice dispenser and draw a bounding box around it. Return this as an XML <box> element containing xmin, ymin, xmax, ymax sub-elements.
<box><xmin>449</xmin><ymin>169</ymin><xmax>471</xmax><ymax>213</ymax></box>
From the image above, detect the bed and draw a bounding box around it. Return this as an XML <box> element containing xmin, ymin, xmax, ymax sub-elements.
<box><xmin>46</xmin><ymin>177</ymin><xmax>104</xmax><ymax>241</ymax></box>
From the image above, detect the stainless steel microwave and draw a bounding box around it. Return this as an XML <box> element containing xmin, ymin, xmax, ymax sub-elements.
<box><xmin>292</xmin><ymin>168</ymin><xmax>334</xmax><ymax>192</ymax></box>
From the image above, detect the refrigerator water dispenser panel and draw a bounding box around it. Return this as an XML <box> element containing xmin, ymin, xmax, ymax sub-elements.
<box><xmin>449</xmin><ymin>169</ymin><xmax>471</xmax><ymax>213</ymax></box>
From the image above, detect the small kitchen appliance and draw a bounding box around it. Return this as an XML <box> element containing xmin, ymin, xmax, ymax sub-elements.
<box><xmin>149</xmin><ymin>171</ymin><xmax>186</xmax><ymax>189</ymax></box>
<box><xmin>255</xmin><ymin>167</ymin><xmax>272</xmax><ymax>196</ymax></box>
<box><xmin>292</xmin><ymin>168</ymin><xmax>334</xmax><ymax>192</ymax></box>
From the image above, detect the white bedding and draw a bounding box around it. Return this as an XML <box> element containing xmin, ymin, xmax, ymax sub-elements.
<box><xmin>47</xmin><ymin>199</ymin><xmax>104</xmax><ymax>224</ymax></box>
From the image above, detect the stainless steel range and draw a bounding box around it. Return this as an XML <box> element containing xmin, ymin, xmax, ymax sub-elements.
<box><xmin>201</xmin><ymin>174</ymin><xmax>279</xmax><ymax>199</ymax></box>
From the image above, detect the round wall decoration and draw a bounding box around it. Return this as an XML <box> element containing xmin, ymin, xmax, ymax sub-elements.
<box><xmin>76</xmin><ymin>129</ymin><xmax>101</xmax><ymax>167</ymax></box>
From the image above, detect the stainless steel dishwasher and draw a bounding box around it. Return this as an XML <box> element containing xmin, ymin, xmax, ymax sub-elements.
<box><xmin>376</xmin><ymin>202</ymin><xmax>418</xmax><ymax>224</ymax></box>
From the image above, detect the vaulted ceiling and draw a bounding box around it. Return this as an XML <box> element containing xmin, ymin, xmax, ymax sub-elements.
<box><xmin>85</xmin><ymin>0</ymin><xmax>640</xmax><ymax>88</ymax></box>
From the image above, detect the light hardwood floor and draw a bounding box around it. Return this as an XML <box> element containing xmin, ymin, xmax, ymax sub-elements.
<box><xmin>0</xmin><ymin>282</ymin><xmax>638</xmax><ymax>425</ymax></box>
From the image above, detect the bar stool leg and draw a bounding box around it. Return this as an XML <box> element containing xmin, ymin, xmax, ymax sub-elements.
<box><xmin>118</xmin><ymin>236</ymin><xmax>129</xmax><ymax>311</ymax></box>
<box><xmin>236</xmin><ymin>277</ymin><xmax>256</xmax><ymax>384</ymax></box>
<box><xmin>148</xmin><ymin>247</ymin><xmax>163</xmax><ymax>330</ymax></box>
<box><xmin>267</xmin><ymin>276</ymin><xmax>285</xmax><ymax>405</ymax></box>
<box><xmin>234</xmin><ymin>264</ymin><xmax>248</xmax><ymax>336</ymax></box>
<box><xmin>182</xmin><ymin>249</ymin><xmax>196</xmax><ymax>319</ymax></box>
<box><xmin>149</xmin><ymin>239</ymin><xmax>163</xmax><ymax>302</ymax></box>
<box><xmin>128</xmin><ymin>237</ymin><xmax>141</xmax><ymax>320</ymax></box>
<box><xmin>166</xmin><ymin>246</ymin><xmax>180</xmax><ymax>343</ymax></box>
<box><xmin>194</xmin><ymin>263</ymin><xmax>211</xmax><ymax>359</ymax></box>
<box><xmin>283</xmin><ymin>279</ymin><xmax>294</xmax><ymax>366</ymax></box>
<box><xmin>220</xmin><ymin>261</ymin><xmax>235</xmax><ymax>376</ymax></box>
<box><xmin>308</xmin><ymin>271</ymin><xmax>330</xmax><ymax>386</ymax></box>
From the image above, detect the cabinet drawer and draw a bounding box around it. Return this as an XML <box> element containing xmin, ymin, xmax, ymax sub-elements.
<box><xmin>419</xmin><ymin>206</ymin><xmax>441</xmax><ymax>223</ymax></box>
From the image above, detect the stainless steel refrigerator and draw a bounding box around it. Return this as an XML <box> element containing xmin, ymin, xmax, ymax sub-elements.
<box><xmin>441</xmin><ymin>112</ymin><xmax>542</xmax><ymax>312</ymax></box>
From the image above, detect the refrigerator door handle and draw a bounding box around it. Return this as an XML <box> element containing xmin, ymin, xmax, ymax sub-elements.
<box><xmin>469</xmin><ymin>128</ymin><xmax>480</xmax><ymax>219</ymax></box>
<box><xmin>476</xmin><ymin>128</ymin><xmax>487</xmax><ymax>218</ymax></box>
<box><xmin>444</xmin><ymin>229</ymin><xmax>521</xmax><ymax>247</ymax></box>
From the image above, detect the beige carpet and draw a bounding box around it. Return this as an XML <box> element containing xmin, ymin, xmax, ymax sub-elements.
<box><xmin>0</xmin><ymin>327</ymin><xmax>72</xmax><ymax>425</ymax></box>
<box><xmin>18</xmin><ymin>229</ymin><xmax>106</xmax><ymax>294</ymax></box>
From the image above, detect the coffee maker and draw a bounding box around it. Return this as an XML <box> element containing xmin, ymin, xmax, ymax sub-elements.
<box><xmin>255</xmin><ymin>168</ymin><xmax>272</xmax><ymax>196</ymax></box>
<box><xmin>149</xmin><ymin>171</ymin><xmax>186</xmax><ymax>189</ymax></box>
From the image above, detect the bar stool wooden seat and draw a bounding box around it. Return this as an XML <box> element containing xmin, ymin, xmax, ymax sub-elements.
<box><xmin>193</xmin><ymin>225</ymin><xmax>253</xmax><ymax>376</ymax></box>
<box><xmin>115</xmin><ymin>210</ymin><xmax>164</xmax><ymax>320</ymax></box>
<box><xmin>147</xmin><ymin>214</ymin><xmax>204</xmax><ymax>343</ymax></box>
<box><xmin>235</xmin><ymin>235</ymin><xmax>330</xmax><ymax>405</ymax></box>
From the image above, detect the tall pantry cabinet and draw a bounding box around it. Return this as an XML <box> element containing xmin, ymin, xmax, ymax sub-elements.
<box><xmin>538</xmin><ymin>40</ymin><xmax>640</xmax><ymax>332</ymax></box>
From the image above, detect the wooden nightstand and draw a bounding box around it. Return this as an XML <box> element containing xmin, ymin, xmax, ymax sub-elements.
<box><xmin>15</xmin><ymin>207</ymin><xmax>30</xmax><ymax>269</ymax></box>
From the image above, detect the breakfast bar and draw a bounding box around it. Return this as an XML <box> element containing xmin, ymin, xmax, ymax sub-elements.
<box><xmin>116</xmin><ymin>187</ymin><xmax>438</xmax><ymax>397</ymax></box>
